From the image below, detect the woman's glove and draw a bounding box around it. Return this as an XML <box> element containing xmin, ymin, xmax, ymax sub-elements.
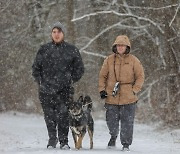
<box><xmin>100</xmin><ymin>90</ymin><xmax>108</xmax><ymax>99</ymax></box>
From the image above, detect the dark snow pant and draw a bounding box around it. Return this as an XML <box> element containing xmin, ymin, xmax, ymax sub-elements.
<box><xmin>104</xmin><ymin>102</ymin><xmax>136</xmax><ymax>146</ymax></box>
<box><xmin>39</xmin><ymin>91</ymin><xmax>72</xmax><ymax>145</ymax></box>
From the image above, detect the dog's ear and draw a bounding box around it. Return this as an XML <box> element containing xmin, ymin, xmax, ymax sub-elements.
<box><xmin>84</xmin><ymin>95</ymin><xmax>92</xmax><ymax>104</ymax></box>
<box><xmin>78</xmin><ymin>96</ymin><xmax>84</xmax><ymax>103</ymax></box>
<box><xmin>84</xmin><ymin>95</ymin><xmax>93</xmax><ymax>110</ymax></box>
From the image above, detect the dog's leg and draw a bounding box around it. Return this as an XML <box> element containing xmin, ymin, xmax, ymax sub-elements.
<box><xmin>76</xmin><ymin>134</ymin><xmax>85</xmax><ymax>150</ymax></box>
<box><xmin>72</xmin><ymin>131</ymin><xmax>78</xmax><ymax>149</ymax></box>
<box><xmin>88</xmin><ymin>127</ymin><xmax>93</xmax><ymax>149</ymax></box>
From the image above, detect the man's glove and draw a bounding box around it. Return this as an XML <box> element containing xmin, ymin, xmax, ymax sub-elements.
<box><xmin>100</xmin><ymin>90</ymin><xmax>108</xmax><ymax>99</ymax></box>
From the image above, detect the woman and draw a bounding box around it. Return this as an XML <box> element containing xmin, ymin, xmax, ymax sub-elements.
<box><xmin>99</xmin><ymin>35</ymin><xmax>144</xmax><ymax>151</ymax></box>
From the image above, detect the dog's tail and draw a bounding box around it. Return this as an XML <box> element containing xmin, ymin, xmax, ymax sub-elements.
<box><xmin>83</xmin><ymin>95</ymin><xmax>93</xmax><ymax>111</ymax></box>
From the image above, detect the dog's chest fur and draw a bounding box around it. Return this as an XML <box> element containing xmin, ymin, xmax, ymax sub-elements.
<box><xmin>69</xmin><ymin>112</ymin><xmax>88</xmax><ymax>127</ymax></box>
<box><xmin>69</xmin><ymin>113</ymin><xmax>88</xmax><ymax>134</ymax></box>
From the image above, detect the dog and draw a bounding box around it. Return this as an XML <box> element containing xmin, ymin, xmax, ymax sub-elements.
<box><xmin>68</xmin><ymin>95</ymin><xmax>94</xmax><ymax>150</ymax></box>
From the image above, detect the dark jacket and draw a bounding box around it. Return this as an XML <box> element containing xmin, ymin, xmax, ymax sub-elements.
<box><xmin>32</xmin><ymin>41</ymin><xmax>84</xmax><ymax>94</ymax></box>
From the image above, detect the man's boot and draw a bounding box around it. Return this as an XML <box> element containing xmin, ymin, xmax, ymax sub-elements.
<box><xmin>47</xmin><ymin>138</ymin><xmax>58</xmax><ymax>148</ymax></box>
<box><xmin>121</xmin><ymin>144</ymin><xmax>130</xmax><ymax>151</ymax></box>
<box><xmin>107</xmin><ymin>136</ymin><xmax>117</xmax><ymax>148</ymax></box>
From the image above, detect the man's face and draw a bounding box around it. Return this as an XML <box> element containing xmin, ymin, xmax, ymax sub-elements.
<box><xmin>117</xmin><ymin>44</ymin><xmax>127</xmax><ymax>55</ymax></box>
<box><xmin>51</xmin><ymin>28</ymin><xmax>64</xmax><ymax>43</ymax></box>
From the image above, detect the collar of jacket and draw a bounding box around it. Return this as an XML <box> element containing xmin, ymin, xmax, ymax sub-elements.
<box><xmin>116</xmin><ymin>53</ymin><xmax>130</xmax><ymax>59</ymax></box>
<box><xmin>52</xmin><ymin>40</ymin><xmax>65</xmax><ymax>46</ymax></box>
<box><xmin>115</xmin><ymin>53</ymin><xmax>130</xmax><ymax>64</ymax></box>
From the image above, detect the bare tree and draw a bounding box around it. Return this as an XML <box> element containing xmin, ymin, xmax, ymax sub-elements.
<box><xmin>71</xmin><ymin>0</ymin><xmax>180</xmax><ymax>126</ymax></box>
<box><xmin>0</xmin><ymin>0</ymin><xmax>179</xmax><ymax>127</ymax></box>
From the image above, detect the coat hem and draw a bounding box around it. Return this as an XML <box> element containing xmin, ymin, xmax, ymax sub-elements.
<box><xmin>105</xmin><ymin>99</ymin><xmax>138</xmax><ymax>105</ymax></box>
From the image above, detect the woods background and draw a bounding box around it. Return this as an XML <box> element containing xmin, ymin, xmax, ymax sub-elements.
<box><xmin>0</xmin><ymin>0</ymin><xmax>180</xmax><ymax>127</ymax></box>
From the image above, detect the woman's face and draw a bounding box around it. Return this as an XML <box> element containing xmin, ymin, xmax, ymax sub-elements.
<box><xmin>116</xmin><ymin>44</ymin><xmax>127</xmax><ymax>55</ymax></box>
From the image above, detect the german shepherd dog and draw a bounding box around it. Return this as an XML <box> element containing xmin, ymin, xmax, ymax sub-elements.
<box><xmin>69</xmin><ymin>95</ymin><xmax>94</xmax><ymax>150</ymax></box>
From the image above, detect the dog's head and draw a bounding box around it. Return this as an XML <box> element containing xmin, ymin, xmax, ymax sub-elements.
<box><xmin>69</xmin><ymin>96</ymin><xmax>84</xmax><ymax>116</ymax></box>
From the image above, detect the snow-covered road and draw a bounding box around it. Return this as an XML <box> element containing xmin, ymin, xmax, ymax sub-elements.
<box><xmin>0</xmin><ymin>112</ymin><xmax>179</xmax><ymax>154</ymax></box>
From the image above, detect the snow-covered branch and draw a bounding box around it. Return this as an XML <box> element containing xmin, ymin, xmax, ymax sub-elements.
<box><xmin>79</xmin><ymin>21</ymin><xmax>119</xmax><ymax>52</ymax></box>
<box><xmin>155</xmin><ymin>37</ymin><xmax>167</xmax><ymax>68</ymax></box>
<box><xmin>166</xmin><ymin>87</ymin><xmax>170</xmax><ymax>105</ymax></box>
<box><xmin>118</xmin><ymin>3</ymin><xmax>179</xmax><ymax>10</ymax></box>
<box><xmin>139</xmin><ymin>71</ymin><xmax>179</xmax><ymax>106</ymax></box>
<box><xmin>169</xmin><ymin>3</ymin><xmax>180</xmax><ymax>27</ymax></box>
<box><xmin>170</xmin><ymin>44</ymin><xmax>180</xmax><ymax>73</ymax></box>
<box><xmin>72</xmin><ymin>10</ymin><xmax>164</xmax><ymax>33</ymax></box>
<box><xmin>80</xmin><ymin>20</ymin><xmax>149</xmax><ymax>52</ymax></box>
<box><xmin>80</xmin><ymin>50</ymin><xmax>106</xmax><ymax>58</ymax></box>
<box><xmin>34</xmin><ymin>3</ymin><xmax>42</xmax><ymax>29</ymax></box>
<box><xmin>168</xmin><ymin>36</ymin><xmax>178</xmax><ymax>42</ymax></box>
<box><xmin>123</xmin><ymin>0</ymin><xmax>167</xmax><ymax>68</ymax></box>
<box><xmin>139</xmin><ymin>79</ymin><xmax>159</xmax><ymax>104</ymax></box>
<box><xmin>98</xmin><ymin>0</ymin><xmax>178</xmax><ymax>10</ymax></box>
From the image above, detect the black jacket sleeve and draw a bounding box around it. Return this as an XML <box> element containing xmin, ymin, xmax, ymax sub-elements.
<box><xmin>71</xmin><ymin>48</ymin><xmax>84</xmax><ymax>83</ymax></box>
<box><xmin>32</xmin><ymin>47</ymin><xmax>43</xmax><ymax>84</ymax></box>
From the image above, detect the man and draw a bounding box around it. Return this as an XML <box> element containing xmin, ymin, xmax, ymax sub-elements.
<box><xmin>99</xmin><ymin>35</ymin><xmax>144</xmax><ymax>151</ymax></box>
<box><xmin>32</xmin><ymin>22</ymin><xmax>84</xmax><ymax>149</ymax></box>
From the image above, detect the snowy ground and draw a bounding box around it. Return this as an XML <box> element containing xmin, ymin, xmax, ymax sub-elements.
<box><xmin>0</xmin><ymin>112</ymin><xmax>180</xmax><ymax>154</ymax></box>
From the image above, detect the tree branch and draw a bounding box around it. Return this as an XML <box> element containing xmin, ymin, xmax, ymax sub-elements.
<box><xmin>80</xmin><ymin>50</ymin><xmax>106</xmax><ymax>58</ymax></box>
<box><xmin>169</xmin><ymin>3</ymin><xmax>180</xmax><ymax>27</ymax></box>
<box><xmin>80</xmin><ymin>21</ymin><xmax>149</xmax><ymax>52</ymax></box>
<box><xmin>97</xmin><ymin>0</ymin><xmax>178</xmax><ymax>10</ymax></box>
<box><xmin>72</xmin><ymin>10</ymin><xmax>164</xmax><ymax>33</ymax></box>
<box><xmin>0</xmin><ymin>0</ymin><xmax>11</xmax><ymax>13</ymax></box>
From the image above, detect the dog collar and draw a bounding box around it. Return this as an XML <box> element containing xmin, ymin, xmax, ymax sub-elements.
<box><xmin>70</xmin><ymin>112</ymin><xmax>83</xmax><ymax>119</ymax></box>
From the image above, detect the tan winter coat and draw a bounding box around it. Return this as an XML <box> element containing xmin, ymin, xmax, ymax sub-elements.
<box><xmin>99</xmin><ymin>35</ymin><xmax>144</xmax><ymax>105</ymax></box>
